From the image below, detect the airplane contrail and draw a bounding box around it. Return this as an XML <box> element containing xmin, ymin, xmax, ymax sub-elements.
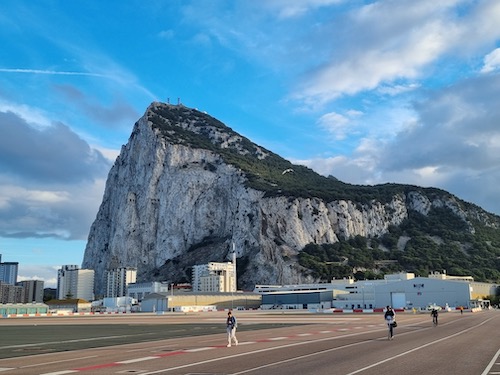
<box><xmin>0</xmin><ymin>68</ymin><xmax>106</xmax><ymax>77</ymax></box>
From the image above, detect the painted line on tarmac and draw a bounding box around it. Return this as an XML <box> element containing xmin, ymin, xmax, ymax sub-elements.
<box><xmin>19</xmin><ymin>355</ymin><xmax>99</xmax><ymax>369</ymax></box>
<box><xmin>236</xmin><ymin>342</ymin><xmax>253</xmax><ymax>346</ymax></box>
<box><xmin>481</xmin><ymin>347</ymin><xmax>500</xmax><ymax>375</ymax></box>
<box><xmin>346</xmin><ymin>315</ymin><xmax>497</xmax><ymax>375</ymax></box>
<box><xmin>70</xmin><ymin>362</ymin><xmax>121</xmax><ymax>372</ymax></box>
<box><xmin>40</xmin><ymin>325</ymin><xmax>387</xmax><ymax>375</ymax></box>
<box><xmin>117</xmin><ymin>356</ymin><xmax>158</xmax><ymax>364</ymax></box>
<box><xmin>139</xmin><ymin>328</ymin><xmax>385</xmax><ymax>375</ymax></box>
<box><xmin>184</xmin><ymin>347</ymin><xmax>216</xmax><ymax>353</ymax></box>
<box><xmin>152</xmin><ymin>350</ymin><xmax>185</xmax><ymax>358</ymax></box>
<box><xmin>230</xmin><ymin>338</ymin><xmax>367</xmax><ymax>374</ymax></box>
<box><xmin>0</xmin><ymin>335</ymin><xmax>139</xmax><ymax>350</ymax></box>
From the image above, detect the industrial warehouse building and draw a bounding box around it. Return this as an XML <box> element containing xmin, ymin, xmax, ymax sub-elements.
<box><xmin>258</xmin><ymin>272</ymin><xmax>498</xmax><ymax>311</ymax></box>
<box><xmin>140</xmin><ymin>292</ymin><xmax>261</xmax><ymax>312</ymax></box>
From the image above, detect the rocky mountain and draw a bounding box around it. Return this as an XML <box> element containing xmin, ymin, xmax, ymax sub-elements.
<box><xmin>82</xmin><ymin>102</ymin><xmax>500</xmax><ymax>296</ymax></box>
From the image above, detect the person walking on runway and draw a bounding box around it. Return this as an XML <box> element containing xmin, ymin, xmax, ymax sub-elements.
<box><xmin>226</xmin><ymin>310</ymin><xmax>238</xmax><ymax>347</ymax></box>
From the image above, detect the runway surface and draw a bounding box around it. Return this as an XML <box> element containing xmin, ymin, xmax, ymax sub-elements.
<box><xmin>0</xmin><ymin>309</ymin><xmax>499</xmax><ymax>374</ymax></box>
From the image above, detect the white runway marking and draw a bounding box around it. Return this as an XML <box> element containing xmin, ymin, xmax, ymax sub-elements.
<box><xmin>139</xmin><ymin>328</ymin><xmax>384</xmax><ymax>374</ymax></box>
<box><xmin>347</xmin><ymin>316</ymin><xmax>495</xmax><ymax>375</ymax></box>
<box><xmin>481</xmin><ymin>347</ymin><xmax>500</xmax><ymax>375</ymax></box>
<box><xmin>0</xmin><ymin>335</ymin><xmax>133</xmax><ymax>350</ymax></box>
<box><xmin>184</xmin><ymin>347</ymin><xmax>215</xmax><ymax>352</ymax></box>
<box><xmin>19</xmin><ymin>355</ymin><xmax>99</xmax><ymax>369</ymax></box>
<box><xmin>118</xmin><ymin>356</ymin><xmax>158</xmax><ymax>364</ymax></box>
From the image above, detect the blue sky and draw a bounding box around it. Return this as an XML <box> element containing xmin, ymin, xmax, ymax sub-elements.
<box><xmin>1</xmin><ymin>0</ymin><xmax>500</xmax><ymax>288</ymax></box>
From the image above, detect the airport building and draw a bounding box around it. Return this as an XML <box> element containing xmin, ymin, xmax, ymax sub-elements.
<box><xmin>257</xmin><ymin>272</ymin><xmax>498</xmax><ymax>311</ymax></box>
<box><xmin>46</xmin><ymin>298</ymin><xmax>92</xmax><ymax>313</ymax></box>
<box><xmin>0</xmin><ymin>303</ymin><xmax>49</xmax><ymax>317</ymax></box>
<box><xmin>127</xmin><ymin>281</ymin><xmax>170</xmax><ymax>302</ymax></box>
<box><xmin>140</xmin><ymin>291</ymin><xmax>261</xmax><ymax>312</ymax></box>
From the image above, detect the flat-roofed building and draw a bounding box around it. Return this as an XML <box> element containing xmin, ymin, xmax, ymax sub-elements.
<box><xmin>256</xmin><ymin>272</ymin><xmax>499</xmax><ymax>310</ymax></box>
<box><xmin>0</xmin><ymin>281</ymin><xmax>24</xmax><ymax>303</ymax></box>
<box><xmin>18</xmin><ymin>280</ymin><xmax>44</xmax><ymax>303</ymax></box>
<box><xmin>127</xmin><ymin>281</ymin><xmax>170</xmax><ymax>302</ymax></box>
<box><xmin>0</xmin><ymin>254</ymin><xmax>19</xmax><ymax>285</ymax></box>
<box><xmin>192</xmin><ymin>262</ymin><xmax>235</xmax><ymax>293</ymax></box>
<box><xmin>57</xmin><ymin>265</ymin><xmax>94</xmax><ymax>301</ymax></box>
<box><xmin>106</xmin><ymin>267</ymin><xmax>137</xmax><ymax>298</ymax></box>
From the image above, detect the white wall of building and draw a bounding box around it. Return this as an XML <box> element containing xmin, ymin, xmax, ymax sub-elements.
<box><xmin>76</xmin><ymin>269</ymin><xmax>95</xmax><ymax>301</ymax></box>
<box><xmin>257</xmin><ymin>273</ymin><xmax>496</xmax><ymax>310</ymax></box>
<box><xmin>127</xmin><ymin>281</ymin><xmax>170</xmax><ymax>302</ymax></box>
<box><xmin>57</xmin><ymin>265</ymin><xmax>94</xmax><ymax>301</ymax></box>
<box><xmin>192</xmin><ymin>262</ymin><xmax>235</xmax><ymax>292</ymax></box>
<box><xmin>373</xmin><ymin>277</ymin><xmax>472</xmax><ymax>309</ymax></box>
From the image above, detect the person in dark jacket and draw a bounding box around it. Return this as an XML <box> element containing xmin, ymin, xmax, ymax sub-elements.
<box><xmin>226</xmin><ymin>310</ymin><xmax>238</xmax><ymax>347</ymax></box>
<box><xmin>431</xmin><ymin>308</ymin><xmax>439</xmax><ymax>325</ymax></box>
<box><xmin>384</xmin><ymin>306</ymin><xmax>396</xmax><ymax>339</ymax></box>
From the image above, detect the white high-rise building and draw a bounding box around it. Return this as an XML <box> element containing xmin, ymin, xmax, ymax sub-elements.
<box><xmin>192</xmin><ymin>262</ymin><xmax>235</xmax><ymax>293</ymax></box>
<box><xmin>57</xmin><ymin>265</ymin><xmax>94</xmax><ymax>301</ymax></box>
<box><xmin>106</xmin><ymin>267</ymin><xmax>137</xmax><ymax>298</ymax></box>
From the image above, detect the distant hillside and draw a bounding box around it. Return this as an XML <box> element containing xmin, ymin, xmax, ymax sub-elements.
<box><xmin>300</xmin><ymin>206</ymin><xmax>500</xmax><ymax>283</ymax></box>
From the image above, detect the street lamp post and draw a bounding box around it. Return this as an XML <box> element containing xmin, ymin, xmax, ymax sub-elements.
<box><xmin>170</xmin><ymin>283</ymin><xmax>174</xmax><ymax>312</ymax></box>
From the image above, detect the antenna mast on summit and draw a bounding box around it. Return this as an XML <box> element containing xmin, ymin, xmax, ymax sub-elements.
<box><xmin>232</xmin><ymin>242</ymin><xmax>237</xmax><ymax>292</ymax></box>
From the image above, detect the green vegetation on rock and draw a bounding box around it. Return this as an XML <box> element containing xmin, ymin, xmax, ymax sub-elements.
<box><xmin>149</xmin><ymin>104</ymin><xmax>500</xmax><ymax>283</ymax></box>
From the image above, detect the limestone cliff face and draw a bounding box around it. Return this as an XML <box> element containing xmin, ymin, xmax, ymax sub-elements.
<box><xmin>82</xmin><ymin>103</ymin><xmax>485</xmax><ymax>295</ymax></box>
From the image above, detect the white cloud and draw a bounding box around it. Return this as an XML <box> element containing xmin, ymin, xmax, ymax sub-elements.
<box><xmin>18</xmin><ymin>265</ymin><xmax>60</xmax><ymax>288</ymax></box>
<box><xmin>94</xmin><ymin>146</ymin><xmax>120</xmax><ymax>162</ymax></box>
<box><xmin>294</xmin><ymin>1</ymin><xmax>464</xmax><ymax>106</ymax></box>
<box><xmin>318</xmin><ymin>112</ymin><xmax>350</xmax><ymax>140</ymax></box>
<box><xmin>295</xmin><ymin>154</ymin><xmax>378</xmax><ymax>185</ymax></box>
<box><xmin>267</xmin><ymin>0</ymin><xmax>343</xmax><ymax>19</ymax></box>
<box><xmin>0</xmin><ymin>68</ymin><xmax>106</xmax><ymax>77</ymax></box>
<box><xmin>0</xmin><ymin>101</ymin><xmax>53</xmax><ymax>128</ymax></box>
<box><xmin>301</xmin><ymin>73</ymin><xmax>500</xmax><ymax>216</ymax></box>
<box><xmin>25</xmin><ymin>190</ymin><xmax>71</xmax><ymax>204</ymax></box>
<box><xmin>377</xmin><ymin>83</ymin><xmax>420</xmax><ymax>96</ymax></box>
<box><xmin>0</xmin><ymin>109</ymin><xmax>111</xmax><ymax>240</ymax></box>
<box><xmin>481</xmin><ymin>48</ymin><xmax>500</xmax><ymax>73</ymax></box>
